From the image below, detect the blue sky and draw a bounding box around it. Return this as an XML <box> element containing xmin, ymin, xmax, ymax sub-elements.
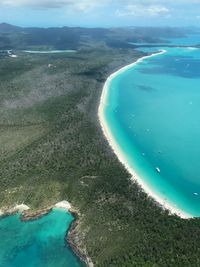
<box><xmin>0</xmin><ymin>0</ymin><xmax>200</xmax><ymax>28</ymax></box>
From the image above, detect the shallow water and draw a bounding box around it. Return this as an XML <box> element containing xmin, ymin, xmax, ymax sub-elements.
<box><xmin>104</xmin><ymin>36</ymin><xmax>200</xmax><ymax>217</ymax></box>
<box><xmin>0</xmin><ymin>208</ymin><xmax>84</xmax><ymax>267</ymax></box>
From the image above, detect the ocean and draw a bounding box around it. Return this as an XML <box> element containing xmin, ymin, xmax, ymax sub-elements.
<box><xmin>103</xmin><ymin>33</ymin><xmax>200</xmax><ymax>217</ymax></box>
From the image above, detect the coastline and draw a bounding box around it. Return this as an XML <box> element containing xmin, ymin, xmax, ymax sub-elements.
<box><xmin>0</xmin><ymin>201</ymin><xmax>93</xmax><ymax>267</ymax></box>
<box><xmin>66</xmin><ymin>210</ymin><xmax>94</xmax><ymax>267</ymax></box>
<box><xmin>98</xmin><ymin>50</ymin><xmax>192</xmax><ymax>219</ymax></box>
<box><xmin>0</xmin><ymin>204</ymin><xmax>30</xmax><ymax>218</ymax></box>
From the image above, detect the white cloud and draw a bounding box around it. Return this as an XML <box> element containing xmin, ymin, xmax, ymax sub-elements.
<box><xmin>1</xmin><ymin>0</ymin><xmax>68</xmax><ymax>8</ymax></box>
<box><xmin>124</xmin><ymin>0</ymin><xmax>200</xmax><ymax>3</ymax></box>
<box><xmin>0</xmin><ymin>0</ymin><xmax>106</xmax><ymax>11</ymax></box>
<box><xmin>148</xmin><ymin>6</ymin><xmax>170</xmax><ymax>16</ymax></box>
<box><xmin>1</xmin><ymin>0</ymin><xmax>200</xmax><ymax>8</ymax></box>
<box><xmin>0</xmin><ymin>0</ymin><xmax>198</xmax><ymax>11</ymax></box>
<box><xmin>72</xmin><ymin>1</ymin><xmax>102</xmax><ymax>12</ymax></box>
<box><xmin>116</xmin><ymin>4</ymin><xmax>170</xmax><ymax>17</ymax></box>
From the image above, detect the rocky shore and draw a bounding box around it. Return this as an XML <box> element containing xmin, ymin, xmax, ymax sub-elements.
<box><xmin>66</xmin><ymin>209</ymin><xmax>93</xmax><ymax>267</ymax></box>
<box><xmin>21</xmin><ymin>207</ymin><xmax>53</xmax><ymax>221</ymax></box>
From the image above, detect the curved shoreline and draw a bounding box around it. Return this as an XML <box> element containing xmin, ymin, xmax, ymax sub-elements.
<box><xmin>98</xmin><ymin>50</ymin><xmax>192</xmax><ymax>219</ymax></box>
<box><xmin>0</xmin><ymin>201</ymin><xmax>92</xmax><ymax>267</ymax></box>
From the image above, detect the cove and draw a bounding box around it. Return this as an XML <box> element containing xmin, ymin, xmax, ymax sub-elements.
<box><xmin>0</xmin><ymin>208</ymin><xmax>85</xmax><ymax>267</ymax></box>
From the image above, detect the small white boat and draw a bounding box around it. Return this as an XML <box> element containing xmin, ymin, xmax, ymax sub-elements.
<box><xmin>194</xmin><ymin>192</ymin><xmax>198</xmax><ymax>196</ymax></box>
<box><xmin>156</xmin><ymin>167</ymin><xmax>161</xmax><ymax>173</ymax></box>
<box><xmin>9</xmin><ymin>54</ymin><xmax>17</xmax><ymax>58</ymax></box>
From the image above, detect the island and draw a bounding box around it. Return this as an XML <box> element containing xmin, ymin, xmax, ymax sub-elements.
<box><xmin>0</xmin><ymin>23</ymin><xmax>200</xmax><ymax>266</ymax></box>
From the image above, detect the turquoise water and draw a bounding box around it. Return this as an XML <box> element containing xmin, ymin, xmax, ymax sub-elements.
<box><xmin>104</xmin><ymin>36</ymin><xmax>200</xmax><ymax>217</ymax></box>
<box><xmin>0</xmin><ymin>208</ymin><xmax>84</xmax><ymax>267</ymax></box>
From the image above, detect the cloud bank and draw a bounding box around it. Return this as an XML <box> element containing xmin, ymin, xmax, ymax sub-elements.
<box><xmin>0</xmin><ymin>0</ymin><xmax>199</xmax><ymax>27</ymax></box>
<box><xmin>116</xmin><ymin>4</ymin><xmax>170</xmax><ymax>17</ymax></box>
<box><xmin>0</xmin><ymin>0</ymin><xmax>105</xmax><ymax>10</ymax></box>
<box><xmin>1</xmin><ymin>0</ymin><xmax>199</xmax><ymax>7</ymax></box>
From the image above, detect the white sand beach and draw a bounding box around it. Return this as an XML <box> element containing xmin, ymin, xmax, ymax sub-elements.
<box><xmin>55</xmin><ymin>200</ymin><xmax>72</xmax><ymax>210</ymax></box>
<box><xmin>0</xmin><ymin>204</ymin><xmax>30</xmax><ymax>216</ymax></box>
<box><xmin>0</xmin><ymin>200</ymin><xmax>72</xmax><ymax>217</ymax></box>
<box><xmin>98</xmin><ymin>50</ymin><xmax>192</xmax><ymax>219</ymax></box>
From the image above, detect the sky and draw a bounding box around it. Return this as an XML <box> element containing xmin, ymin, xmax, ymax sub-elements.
<box><xmin>0</xmin><ymin>0</ymin><xmax>200</xmax><ymax>28</ymax></box>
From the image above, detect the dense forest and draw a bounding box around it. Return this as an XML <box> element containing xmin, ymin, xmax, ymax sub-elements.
<box><xmin>0</xmin><ymin>24</ymin><xmax>200</xmax><ymax>266</ymax></box>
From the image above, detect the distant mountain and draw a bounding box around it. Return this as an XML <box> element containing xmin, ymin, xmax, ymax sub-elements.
<box><xmin>0</xmin><ymin>22</ymin><xmax>194</xmax><ymax>51</ymax></box>
<box><xmin>0</xmin><ymin>23</ymin><xmax>22</xmax><ymax>33</ymax></box>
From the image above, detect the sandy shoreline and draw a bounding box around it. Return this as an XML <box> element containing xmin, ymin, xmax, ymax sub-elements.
<box><xmin>0</xmin><ymin>201</ymin><xmax>72</xmax><ymax>217</ymax></box>
<box><xmin>0</xmin><ymin>204</ymin><xmax>30</xmax><ymax>217</ymax></box>
<box><xmin>98</xmin><ymin>50</ymin><xmax>192</xmax><ymax>219</ymax></box>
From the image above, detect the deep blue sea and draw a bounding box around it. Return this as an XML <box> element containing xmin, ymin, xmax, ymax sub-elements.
<box><xmin>104</xmin><ymin>33</ymin><xmax>200</xmax><ymax>217</ymax></box>
<box><xmin>0</xmin><ymin>208</ymin><xmax>84</xmax><ymax>267</ymax></box>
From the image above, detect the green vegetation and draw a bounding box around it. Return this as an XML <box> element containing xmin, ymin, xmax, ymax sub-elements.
<box><xmin>1</xmin><ymin>25</ymin><xmax>200</xmax><ymax>267</ymax></box>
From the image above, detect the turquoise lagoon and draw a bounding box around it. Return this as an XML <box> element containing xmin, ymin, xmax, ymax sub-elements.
<box><xmin>103</xmin><ymin>41</ymin><xmax>200</xmax><ymax>217</ymax></box>
<box><xmin>0</xmin><ymin>208</ymin><xmax>84</xmax><ymax>267</ymax></box>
